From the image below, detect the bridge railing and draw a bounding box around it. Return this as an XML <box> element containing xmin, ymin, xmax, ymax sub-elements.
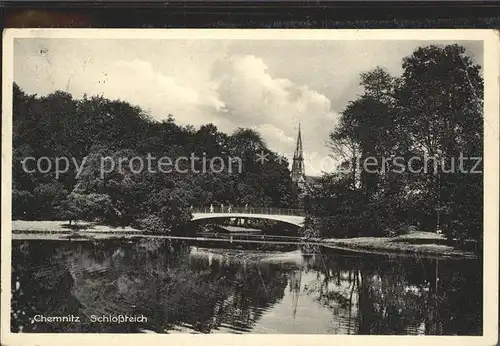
<box><xmin>192</xmin><ymin>206</ymin><xmax>306</xmax><ymax>216</ymax></box>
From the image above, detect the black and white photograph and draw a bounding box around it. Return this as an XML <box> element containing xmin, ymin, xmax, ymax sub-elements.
<box><xmin>1</xmin><ymin>29</ymin><xmax>498</xmax><ymax>346</ymax></box>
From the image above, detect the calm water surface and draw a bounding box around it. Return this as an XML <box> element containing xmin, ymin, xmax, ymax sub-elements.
<box><xmin>11</xmin><ymin>239</ymin><xmax>482</xmax><ymax>334</ymax></box>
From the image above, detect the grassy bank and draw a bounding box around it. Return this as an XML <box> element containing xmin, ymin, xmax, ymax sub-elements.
<box><xmin>10</xmin><ymin>221</ymin><xmax>478</xmax><ymax>259</ymax></box>
<box><xmin>12</xmin><ymin>220</ymin><xmax>142</xmax><ymax>233</ymax></box>
<box><xmin>322</xmin><ymin>231</ymin><xmax>478</xmax><ymax>259</ymax></box>
<box><xmin>11</xmin><ymin>220</ymin><xmax>144</xmax><ymax>241</ymax></box>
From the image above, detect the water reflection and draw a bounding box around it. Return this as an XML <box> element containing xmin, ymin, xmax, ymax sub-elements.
<box><xmin>11</xmin><ymin>239</ymin><xmax>482</xmax><ymax>334</ymax></box>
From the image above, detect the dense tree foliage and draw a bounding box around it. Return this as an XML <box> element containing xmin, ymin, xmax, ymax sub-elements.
<box><xmin>12</xmin><ymin>86</ymin><xmax>298</xmax><ymax>233</ymax></box>
<box><xmin>307</xmin><ymin>44</ymin><xmax>483</xmax><ymax>243</ymax></box>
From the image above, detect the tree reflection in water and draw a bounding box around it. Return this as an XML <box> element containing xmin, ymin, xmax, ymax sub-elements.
<box><xmin>11</xmin><ymin>239</ymin><xmax>481</xmax><ymax>334</ymax></box>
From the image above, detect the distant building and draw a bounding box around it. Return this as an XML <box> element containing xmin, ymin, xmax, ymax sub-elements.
<box><xmin>304</xmin><ymin>175</ymin><xmax>320</xmax><ymax>188</ymax></box>
<box><xmin>291</xmin><ymin>124</ymin><xmax>307</xmax><ymax>191</ymax></box>
<box><xmin>290</xmin><ymin>125</ymin><xmax>321</xmax><ymax>198</ymax></box>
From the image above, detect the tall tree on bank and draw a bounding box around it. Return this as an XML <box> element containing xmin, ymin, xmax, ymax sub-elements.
<box><xmin>316</xmin><ymin>67</ymin><xmax>407</xmax><ymax>237</ymax></box>
<box><xmin>311</xmin><ymin>44</ymin><xmax>483</xmax><ymax>242</ymax></box>
<box><xmin>396</xmin><ymin>44</ymin><xmax>483</xmax><ymax>241</ymax></box>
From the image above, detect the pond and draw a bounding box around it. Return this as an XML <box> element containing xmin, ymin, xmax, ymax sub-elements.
<box><xmin>11</xmin><ymin>238</ymin><xmax>482</xmax><ymax>335</ymax></box>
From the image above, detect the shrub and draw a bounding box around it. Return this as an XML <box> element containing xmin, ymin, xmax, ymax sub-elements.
<box><xmin>135</xmin><ymin>215</ymin><xmax>167</xmax><ymax>234</ymax></box>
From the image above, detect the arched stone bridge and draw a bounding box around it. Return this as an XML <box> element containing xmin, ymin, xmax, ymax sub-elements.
<box><xmin>190</xmin><ymin>207</ymin><xmax>306</xmax><ymax>228</ymax></box>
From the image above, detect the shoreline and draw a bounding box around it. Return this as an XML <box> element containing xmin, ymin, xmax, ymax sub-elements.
<box><xmin>10</xmin><ymin>220</ymin><xmax>478</xmax><ymax>260</ymax></box>
<box><xmin>321</xmin><ymin>238</ymin><xmax>478</xmax><ymax>260</ymax></box>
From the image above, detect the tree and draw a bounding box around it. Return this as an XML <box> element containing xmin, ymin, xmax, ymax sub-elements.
<box><xmin>57</xmin><ymin>192</ymin><xmax>112</xmax><ymax>225</ymax></box>
<box><xmin>12</xmin><ymin>189</ymin><xmax>35</xmax><ymax>220</ymax></box>
<box><xmin>313</xmin><ymin>45</ymin><xmax>483</xmax><ymax>243</ymax></box>
<box><xmin>146</xmin><ymin>188</ymin><xmax>192</xmax><ymax>234</ymax></box>
<box><xmin>321</xmin><ymin>67</ymin><xmax>404</xmax><ymax>237</ymax></box>
<box><xmin>33</xmin><ymin>182</ymin><xmax>68</xmax><ymax>220</ymax></box>
<box><xmin>396</xmin><ymin>44</ymin><xmax>483</xmax><ymax>240</ymax></box>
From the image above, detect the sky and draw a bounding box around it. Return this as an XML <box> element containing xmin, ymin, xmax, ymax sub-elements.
<box><xmin>14</xmin><ymin>38</ymin><xmax>483</xmax><ymax>176</ymax></box>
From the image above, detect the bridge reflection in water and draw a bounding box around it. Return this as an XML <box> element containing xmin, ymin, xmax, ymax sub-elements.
<box><xmin>11</xmin><ymin>239</ymin><xmax>482</xmax><ymax>335</ymax></box>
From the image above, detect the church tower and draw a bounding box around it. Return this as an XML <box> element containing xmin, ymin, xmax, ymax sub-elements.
<box><xmin>291</xmin><ymin>124</ymin><xmax>306</xmax><ymax>189</ymax></box>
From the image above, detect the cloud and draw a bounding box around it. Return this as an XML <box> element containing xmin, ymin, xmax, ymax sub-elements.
<box><xmin>211</xmin><ymin>54</ymin><xmax>338</xmax><ymax>174</ymax></box>
<box><xmin>80</xmin><ymin>59</ymin><xmax>226</xmax><ymax>126</ymax></box>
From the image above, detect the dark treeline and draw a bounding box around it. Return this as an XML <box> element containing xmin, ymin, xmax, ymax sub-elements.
<box><xmin>305</xmin><ymin>44</ymin><xmax>483</xmax><ymax>243</ymax></box>
<box><xmin>12</xmin><ymin>86</ymin><xmax>298</xmax><ymax>233</ymax></box>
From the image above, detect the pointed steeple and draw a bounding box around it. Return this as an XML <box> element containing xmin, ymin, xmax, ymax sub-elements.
<box><xmin>291</xmin><ymin>123</ymin><xmax>306</xmax><ymax>188</ymax></box>
<box><xmin>294</xmin><ymin>123</ymin><xmax>303</xmax><ymax>160</ymax></box>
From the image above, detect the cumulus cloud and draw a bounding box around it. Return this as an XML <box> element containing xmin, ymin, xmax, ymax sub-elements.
<box><xmin>211</xmin><ymin>54</ymin><xmax>338</xmax><ymax>173</ymax></box>
<box><xmin>81</xmin><ymin>59</ymin><xmax>226</xmax><ymax>126</ymax></box>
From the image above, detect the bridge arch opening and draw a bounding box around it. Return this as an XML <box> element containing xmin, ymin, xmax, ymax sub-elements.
<box><xmin>190</xmin><ymin>215</ymin><xmax>303</xmax><ymax>237</ymax></box>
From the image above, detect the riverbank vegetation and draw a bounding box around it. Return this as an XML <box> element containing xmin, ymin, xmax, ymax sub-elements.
<box><xmin>304</xmin><ymin>44</ymin><xmax>483</xmax><ymax>246</ymax></box>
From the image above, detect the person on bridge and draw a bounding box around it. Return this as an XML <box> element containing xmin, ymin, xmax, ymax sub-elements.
<box><xmin>209</xmin><ymin>204</ymin><xmax>214</xmax><ymax>213</ymax></box>
<box><xmin>220</xmin><ymin>203</ymin><xmax>224</xmax><ymax>213</ymax></box>
<box><xmin>228</xmin><ymin>205</ymin><xmax>232</xmax><ymax>213</ymax></box>
<box><xmin>244</xmin><ymin>203</ymin><xmax>248</xmax><ymax>212</ymax></box>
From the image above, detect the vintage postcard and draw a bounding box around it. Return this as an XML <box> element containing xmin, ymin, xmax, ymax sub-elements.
<box><xmin>1</xmin><ymin>29</ymin><xmax>499</xmax><ymax>346</ymax></box>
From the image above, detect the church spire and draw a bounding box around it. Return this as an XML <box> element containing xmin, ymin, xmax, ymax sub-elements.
<box><xmin>291</xmin><ymin>123</ymin><xmax>306</xmax><ymax>187</ymax></box>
